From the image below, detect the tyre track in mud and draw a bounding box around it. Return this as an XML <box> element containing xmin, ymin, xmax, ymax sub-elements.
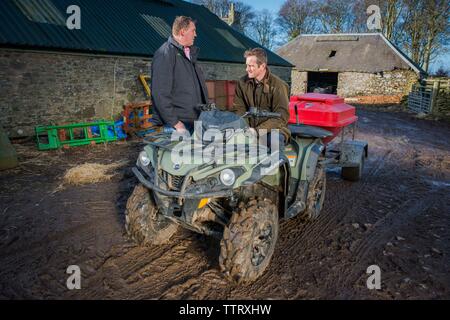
<box><xmin>277</xmin><ymin>145</ymin><xmax>394</xmax><ymax>255</ymax></box>
<box><xmin>332</xmin><ymin>115</ymin><xmax>450</xmax><ymax>297</ymax></box>
<box><xmin>351</xmin><ymin>191</ymin><xmax>445</xmax><ymax>263</ymax></box>
<box><xmin>73</xmin><ymin>230</ymin><xmax>222</xmax><ymax>299</ymax></box>
<box><xmin>298</xmin><ymin>114</ymin><xmax>409</xmax><ymax>241</ymax></box>
<box><xmin>2</xmin><ymin>110</ymin><xmax>450</xmax><ymax>299</ymax></box>
<box><xmin>159</xmin><ymin>269</ymin><xmax>230</xmax><ymax>299</ymax></box>
<box><xmin>0</xmin><ymin>215</ymin><xmax>116</xmax><ymax>260</ymax></box>
<box><xmin>339</xmin><ymin>190</ymin><xmax>446</xmax><ymax>297</ymax></box>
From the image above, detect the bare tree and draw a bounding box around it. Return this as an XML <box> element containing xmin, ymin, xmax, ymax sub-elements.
<box><xmin>316</xmin><ymin>0</ymin><xmax>355</xmax><ymax>33</ymax></box>
<box><xmin>352</xmin><ymin>0</ymin><xmax>448</xmax><ymax>72</ymax></box>
<box><xmin>277</xmin><ymin>0</ymin><xmax>318</xmax><ymax>41</ymax></box>
<box><xmin>350</xmin><ymin>0</ymin><xmax>372</xmax><ymax>32</ymax></box>
<box><xmin>434</xmin><ymin>65</ymin><xmax>449</xmax><ymax>77</ymax></box>
<box><xmin>250</xmin><ymin>9</ymin><xmax>278</xmax><ymax>50</ymax></box>
<box><xmin>421</xmin><ymin>0</ymin><xmax>450</xmax><ymax>72</ymax></box>
<box><xmin>194</xmin><ymin>0</ymin><xmax>229</xmax><ymax>17</ymax></box>
<box><xmin>231</xmin><ymin>1</ymin><xmax>255</xmax><ymax>34</ymax></box>
<box><xmin>399</xmin><ymin>0</ymin><xmax>448</xmax><ymax>72</ymax></box>
<box><xmin>351</xmin><ymin>0</ymin><xmax>404</xmax><ymax>40</ymax></box>
<box><xmin>383</xmin><ymin>0</ymin><xmax>404</xmax><ymax>40</ymax></box>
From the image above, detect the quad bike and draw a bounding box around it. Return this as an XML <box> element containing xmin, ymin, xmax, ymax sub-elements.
<box><xmin>125</xmin><ymin>94</ymin><xmax>367</xmax><ymax>284</ymax></box>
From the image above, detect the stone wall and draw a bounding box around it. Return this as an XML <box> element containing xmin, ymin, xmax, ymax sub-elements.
<box><xmin>0</xmin><ymin>49</ymin><xmax>291</xmax><ymax>137</ymax></box>
<box><xmin>0</xmin><ymin>49</ymin><xmax>149</xmax><ymax>137</ymax></box>
<box><xmin>290</xmin><ymin>69</ymin><xmax>308</xmax><ymax>95</ymax></box>
<box><xmin>289</xmin><ymin>69</ymin><xmax>419</xmax><ymax>99</ymax></box>
<box><xmin>337</xmin><ymin>70</ymin><xmax>418</xmax><ymax>97</ymax></box>
<box><xmin>201</xmin><ymin>61</ymin><xmax>291</xmax><ymax>84</ymax></box>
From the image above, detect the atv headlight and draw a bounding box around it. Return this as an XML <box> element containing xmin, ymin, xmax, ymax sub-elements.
<box><xmin>139</xmin><ymin>151</ymin><xmax>150</xmax><ymax>167</ymax></box>
<box><xmin>219</xmin><ymin>169</ymin><xmax>236</xmax><ymax>186</ymax></box>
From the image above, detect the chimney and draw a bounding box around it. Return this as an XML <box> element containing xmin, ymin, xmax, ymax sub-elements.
<box><xmin>228</xmin><ymin>3</ymin><xmax>235</xmax><ymax>25</ymax></box>
<box><xmin>221</xmin><ymin>2</ymin><xmax>235</xmax><ymax>26</ymax></box>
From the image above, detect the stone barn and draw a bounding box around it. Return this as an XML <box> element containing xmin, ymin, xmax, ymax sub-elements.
<box><xmin>0</xmin><ymin>0</ymin><xmax>292</xmax><ymax>137</ymax></box>
<box><xmin>277</xmin><ymin>33</ymin><xmax>425</xmax><ymax>104</ymax></box>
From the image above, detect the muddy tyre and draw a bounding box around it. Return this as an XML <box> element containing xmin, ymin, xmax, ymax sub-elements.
<box><xmin>304</xmin><ymin>165</ymin><xmax>326</xmax><ymax>220</ymax></box>
<box><xmin>219</xmin><ymin>198</ymin><xmax>279</xmax><ymax>284</ymax></box>
<box><xmin>125</xmin><ymin>184</ymin><xmax>178</xmax><ymax>245</ymax></box>
<box><xmin>341</xmin><ymin>153</ymin><xmax>364</xmax><ymax>181</ymax></box>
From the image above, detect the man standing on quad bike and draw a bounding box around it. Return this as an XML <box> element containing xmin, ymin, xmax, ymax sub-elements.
<box><xmin>231</xmin><ymin>48</ymin><xmax>291</xmax><ymax>153</ymax></box>
<box><xmin>151</xmin><ymin>16</ymin><xmax>208</xmax><ymax>134</ymax></box>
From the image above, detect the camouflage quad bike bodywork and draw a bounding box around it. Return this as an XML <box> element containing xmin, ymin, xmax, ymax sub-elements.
<box><xmin>126</xmin><ymin>105</ymin><xmax>367</xmax><ymax>284</ymax></box>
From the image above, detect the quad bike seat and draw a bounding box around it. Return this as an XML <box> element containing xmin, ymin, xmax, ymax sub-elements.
<box><xmin>288</xmin><ymin>124</ymin><xmax>333</xmax><ymax>139</ymax></box>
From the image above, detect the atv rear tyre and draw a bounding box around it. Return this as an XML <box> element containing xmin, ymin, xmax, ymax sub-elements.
<box><xmin>304</xmin><ymin>165</ymin><xmax>326</xmax><ymax>220</ymax></box>
<box><xmin>125</xmin><ymin>184</ymin><xmax>178</xmax><ymax>245</ymax></box>
<box><xmin>219</xmin><ymin>198</ymin><xmax>279</xmax><ymax>284</ymax></box>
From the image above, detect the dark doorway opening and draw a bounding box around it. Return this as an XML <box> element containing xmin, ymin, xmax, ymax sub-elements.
<box><xmin>307</xmin><ymin>72</ymin><xmax>338</xmax><ymax>94</ymax></box>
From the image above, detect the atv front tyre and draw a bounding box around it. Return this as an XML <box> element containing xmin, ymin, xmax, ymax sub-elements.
<box><xmin>219</xmin><ymin>198</ymin><xmax>279</xmax><ymax>284</ymax></box>
<box><xmin>125</xmin><ymin>184</ymin><xmax>178</xmax><ymax>245</ymax></box>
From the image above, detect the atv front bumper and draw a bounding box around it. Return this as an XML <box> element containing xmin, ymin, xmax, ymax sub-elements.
<box><xmin>132</xmin><ymin>167</ymin><xmax>233</xmax><ymax>199</ymax></box>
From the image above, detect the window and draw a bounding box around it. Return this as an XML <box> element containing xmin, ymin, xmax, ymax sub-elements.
<box><xmin>141</xmin><ymin>14</ymin><xmax>171</xmax><ymax>39</ymax></box>
<box><xmin>215</xmin><ymin>28</ymin><xmax>245</xmax><ymax>49</ymax></box>
<box><xmin>14</xmin><ymin>0</ymin><xmax>65</xmax><ymax>26</ymax></box>
<box><xmin>329</xmin><ymin>50</ymin><xmax>337</xmax><ymax>58</ymax></box>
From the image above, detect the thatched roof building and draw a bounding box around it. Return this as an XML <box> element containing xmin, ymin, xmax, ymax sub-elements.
<box><xmin>277</xmin><ymin>33</ymin><xmax>425</xmax><ymax>103</ymax></box>
<box><xmin>277</xmin><ymin>33</ymin><xmax>425</xmax><ymax>75</ymax></box>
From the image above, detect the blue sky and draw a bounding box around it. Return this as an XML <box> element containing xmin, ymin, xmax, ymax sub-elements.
<box><xmin>237</xmin><ymin>0</ymin><xmax>448</xmax><ymax>73</ymax></box>
<box><xmin>240</xmin><ymin>0</ymin><xmax>282</xmax><ymax>14</ymax></box>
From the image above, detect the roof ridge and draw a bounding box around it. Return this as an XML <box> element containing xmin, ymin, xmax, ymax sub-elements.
<box><xmin>378</xmin><ymin>33</ymin><xmax>426</xmax><ymax>75</ymax></box>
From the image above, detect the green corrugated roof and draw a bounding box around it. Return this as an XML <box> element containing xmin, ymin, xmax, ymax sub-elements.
<box><xmin>0</xmin><ymin>0</ymin><xmax>293</xmax><ymax>67</ymax></box>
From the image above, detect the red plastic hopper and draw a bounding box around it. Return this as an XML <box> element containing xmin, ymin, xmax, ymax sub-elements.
<box><xmin>288</xmin><ymin>93</ymin><xmax>358</xmax><ymax>143</ymax></box>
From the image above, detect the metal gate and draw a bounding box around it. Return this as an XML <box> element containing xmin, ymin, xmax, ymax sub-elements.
<box><xmin>408</xmin><ymin>89</ymin><xmax>432</xmax><ymax>114</ymax></box>
<box><xmin>408</xmin><ymin>79</ymin><xmax>449</xmax><ymax>114</ymax></box>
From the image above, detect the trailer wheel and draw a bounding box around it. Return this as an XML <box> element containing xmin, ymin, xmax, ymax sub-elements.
<box><xmin>219</xmin><ymin>198</ymin><xmax>279</xmax><ymax>284</ymax></box>
<box><xmin>125</xmin><ymin>184</ymin><xmax>178</xmax><ymax>245</ymax></box>
<box><xmin>341</xmin><ymin>153</ymin><xmax>365</xmax><ymax>181</ymax></box>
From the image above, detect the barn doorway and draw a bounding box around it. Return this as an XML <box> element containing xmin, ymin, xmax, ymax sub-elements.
<box><xmin>307</xmin><ymin>72</ymin><xmax>338</xmax><ymax>94</ymax></box>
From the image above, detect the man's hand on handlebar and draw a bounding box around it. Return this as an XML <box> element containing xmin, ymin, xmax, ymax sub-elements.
<box><xmin>174</xmin><ymin>121</ymin><xmax>187</xmax><ymax>133</ymax></box>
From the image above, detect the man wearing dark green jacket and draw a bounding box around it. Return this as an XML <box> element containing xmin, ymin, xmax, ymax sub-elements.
<box><xmin>231</xmin><ymin>48</ymin><xmax>291</xmax><ymax>151</ymax></box>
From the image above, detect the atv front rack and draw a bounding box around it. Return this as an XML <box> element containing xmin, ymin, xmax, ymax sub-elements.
<box><xmin>132</xmin><ymin>166</ymin><xmax>233</xmax><ymax>199</ymax></box>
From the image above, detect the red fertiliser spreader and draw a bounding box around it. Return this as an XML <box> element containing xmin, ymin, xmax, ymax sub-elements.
<box><xmin>289</xmin><ymin>93</ymin><xmax>357</xmax><ymax>144</ymax></box>
<box><xmin>287</xmin><ymin>93</ymin><xmax>368</xmax><ymax>181</ymax></box>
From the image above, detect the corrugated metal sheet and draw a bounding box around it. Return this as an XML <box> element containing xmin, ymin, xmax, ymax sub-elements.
<box><xmin>0</xmin><ymin>0</ymin><xmax>293</xmax><ymax>67</ymax></box>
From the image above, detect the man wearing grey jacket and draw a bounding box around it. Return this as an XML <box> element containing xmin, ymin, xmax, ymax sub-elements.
<box><xmin>151</xmin><ymin>16</ymin><xmax>209</xmax><ymax>133</ymax></box>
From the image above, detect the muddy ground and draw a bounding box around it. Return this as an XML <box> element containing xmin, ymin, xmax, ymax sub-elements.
<box><xmin>1</xmin><ymin>107</ymin><xmax>449</xmax><ymax>300</ymax></box>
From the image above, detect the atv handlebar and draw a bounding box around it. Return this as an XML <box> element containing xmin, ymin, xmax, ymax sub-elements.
<box><xmin>196</xmin><ymin>103</ymin><xmax>217</xmax><ymax>112</ymax></box>
<box><xmin>196</xmin><ymin>104</ymin><xmax>281</xmax><ymax>119</ymax></box>
<box><xmin>245</xmin><ymin>107</ymin><xmax>281</xmax><ymax>119</ymax></box>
